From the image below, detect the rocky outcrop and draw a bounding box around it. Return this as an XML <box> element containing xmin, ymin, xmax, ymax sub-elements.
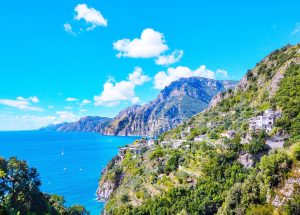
<box><xmin>268</xmin><ymin>167</ymin><xmax>300</xmax><ymax>207</ymax></box>
<box><xmin>104</xmin><ymin>77</ymin><xmax>237</xmax><ymax>137</ymax></box>
<box><xmin>39</xmin><ymin>116</ymin><xmax>112</xmax><ymax>134</ymax></box>
<box><xmin>97</xmin><ymin>156</ymin><xmax>123</xmax><ymax>201</ymax></box>
<box><xmin>238</xmin><ymin>153</ymin><xmax>254</xmax><ymax>168</ymax></box>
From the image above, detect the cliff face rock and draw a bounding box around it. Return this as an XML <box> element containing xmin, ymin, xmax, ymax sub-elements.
<box><xmin>97</xmin><ymin>156</ymin><xmax>123</xmax><ymax>201</ymax></box>
<box><xmin>39</xmin><ymin>116</ymin><xmax>112</xmax><ymax>134</ymax></box>
<box><xmin>104</xmin><ymin>77</ymin><xmax>237</xmax><ymax>137</ymax></box>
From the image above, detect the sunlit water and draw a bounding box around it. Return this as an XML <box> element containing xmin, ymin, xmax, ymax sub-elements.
<box><xmin>0</xmin><ymin>131</ymin><xmax>138</xmax><ymax>215</ymax></box>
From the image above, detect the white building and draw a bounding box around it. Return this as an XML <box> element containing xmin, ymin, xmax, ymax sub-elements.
<box><xmin>249</xmin><ymin>109</ymin><xmax>281</xmax><ymax>132</ymax></box>
<box><xmin>194</xmin><ymin>134</ymin><xmax>207</xmax><ymax>142</ymax></box>
<box><xmin>220</xmin><ymin>130</ymin><xmax>236</xmax><ymax>139</ymax></box>
<box><xmin>147</xmin><ymin>139</ymin><xmax>155</xmax><ymax>148</ymax></box>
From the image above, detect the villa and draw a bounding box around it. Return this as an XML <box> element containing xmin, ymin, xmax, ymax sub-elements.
<box><xmin>249</xmin><ymin>109</ymin><xmax>281</xmax><ymax>132</ymax></box>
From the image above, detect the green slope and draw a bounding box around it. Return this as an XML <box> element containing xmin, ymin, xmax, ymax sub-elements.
<box><xmin>99</xmin><ymin>43</ymin><xmax>300</xmax><ymax>215</ymax></box>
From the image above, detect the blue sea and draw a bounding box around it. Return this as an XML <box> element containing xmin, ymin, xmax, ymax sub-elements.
<box><xmin>0</xmin><ymin>131</ymin><xmax>138</xmax><ymax>215</ymax></box>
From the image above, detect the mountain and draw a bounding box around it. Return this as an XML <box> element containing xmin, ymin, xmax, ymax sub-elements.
<box><xmin>103</xmin><ymin>77</ymin><xmax>237</xmax><ymax>137</ymax></box>
<box><xmin>98</xmin><ymin>44</ymin><xmax>300</xmax><ymax>214</ymax></box>
<box><xmin>39</xmin><ymin>116</ymin><xmax>112</xmax><ymax>133</ymax></box>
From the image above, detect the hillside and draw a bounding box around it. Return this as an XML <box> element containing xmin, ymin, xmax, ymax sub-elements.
<box><xmin>97</xmin><ymin>43</ymin><xmax>300</xmax><ymax>215</ymax></box>
<box><xmin>103</xmin><ymin>77</ymin><xmax>237</xmax><ymax>136</ymax></box>
<box><xmin>40</xmin><ymin>116</ymin><xmax>112</xmax><ymax>134</ymax></box>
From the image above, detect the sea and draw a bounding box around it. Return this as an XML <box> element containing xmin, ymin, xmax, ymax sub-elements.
<box><xmin>0</xmin><ymin>131</ymin><xmax>138</xmax><ymax>215</ymax></box>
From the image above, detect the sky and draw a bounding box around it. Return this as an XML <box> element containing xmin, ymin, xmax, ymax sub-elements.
<box><xmin>0</xmin><ymin>0</ymin><xmax>300</xmax><ymax>131</ymax></box>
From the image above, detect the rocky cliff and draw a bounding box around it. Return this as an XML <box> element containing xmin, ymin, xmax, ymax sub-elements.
<box><xmin>103</xmin><ymin>77</ymin><xmax>237</xmax><ymax>137</ymax></box>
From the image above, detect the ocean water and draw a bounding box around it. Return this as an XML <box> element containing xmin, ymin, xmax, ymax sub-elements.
<box><xmin>0</xmin><ymin>131</ymin><xmax>138</xmax><ymax>215</ymax></box>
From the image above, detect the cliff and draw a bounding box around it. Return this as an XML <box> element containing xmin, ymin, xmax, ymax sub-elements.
<box><xmin>103</xmin><ymin>77</ymin><xmax>237</xmax><ymax>137</ymax></box>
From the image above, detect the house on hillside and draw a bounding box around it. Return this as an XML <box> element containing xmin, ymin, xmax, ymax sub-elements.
<box><xmin>160</xmin><ymin>141</ymin><xmax>171</xmax><ymax>147</ymax></box>
<box><xmin>220</xmin><ymin>130</ymin><xmax>236</xmax><ymax>139</ymax></box>
<box><xmin>147</xmin><ymin>139</ymin><xmax>155</xmax><ymax>148</ymax></box>
<box><xmin>172</xmin><ymin>140</ymin><xmax>186</xmax><ymax>149</ymax></box>
<box><xmin>194</xmin><ymin>134</ymin><xmax>208</xmax><ymax>142</ymax></box>
<box><xmin>249</xmin><ymin>109</ymin><xmax>281</xmax><ymax>132</ymax></box>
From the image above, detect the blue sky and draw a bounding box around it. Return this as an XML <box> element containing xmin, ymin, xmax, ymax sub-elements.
<box><xmin>0</xmin><ymin>0</ymin><xmax>300</xmax><ymax>130</ymax></box>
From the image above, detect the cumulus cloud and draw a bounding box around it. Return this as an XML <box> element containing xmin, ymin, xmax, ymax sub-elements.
<box><xmin>66</xmin><ymin>97</ymin><xmax>78</xmax><ymax>102</ymax></box>
<box><xmin>81</xmin><ymin>99</ymin><xmax>91</xmax><ymax>105</ymax></box>
<box><xmin>74</xmin><ymin>4</ymin><xmax>107</xmax><ymax>31</ymax></box>
<box><xmin>64</xmin><ymin>23</ymin><xmax>75</xmax><ymax>34</ymax></box>
<box><xmin>155</xmin><ymin>50</ymin><xmax>183</xmax><ymax>65</ymax></box>
<box><xmin>216</xmin><ymin>69</ymin><xmax>229</xmax><ymax>79</ymax></box>
<box><xmin>113</xmin><ymin>28</ymin><xmax>169</xmax><ymax>58</ymax></box>
<box><xmin>154</xmin><ymin>66</ymin><xmax>229</xmax><ymax>90</ymax></box>
<box><xmin>0</xmin><ymin>96</ymin><xmax>43</xmax><ymax>111</ymax></box>
<box><xmin>94</xmin><ymin>67</ymin><xmax>150</xmax><ymax>106</ymax></box>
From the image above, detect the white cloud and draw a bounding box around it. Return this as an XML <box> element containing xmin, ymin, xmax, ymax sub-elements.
<box><xmin>0</xmin><ymin>96</ymin><xmax>43</xmax><ymax>112</ymax></box>
<box><xmin>155</xmin><ymin>50</ymin><xmax>183</xmax><ymax>65</ymax></box>
<box><xmin>28</xmin><ymin>96</ymin><xmax>39</xmax><ymax>103</ymax></box>
<box><xmin>0</xmin><ymin>110</ymin><xmax>81</xmax><ymax>131</ymax></box>
<box><xmin>64</xmin><ymin>23</ymin><xmax>75</xmax><ymax>35</ymax></box>
<box><xmin>66</xmin><ymin>97</ymin><xmax>79</xmax><ymax>102</ymax></box>
<box><xmin>56</xmin><ymin>111</ymin><xmax>79</xmax><ymax>122</ymax></box>
<box><xmin>113</xmin><ymin>28</ymin><xmax>169</xmax><ymax>58</ymax></box>
<box><xmin>291</xmin><ymin>23</ymin><xmax>300</xmax><ymax>35</ymax></box>
<box><xmin>0</xmin><ymin>115</ymin><xmax>57</xmax><ymax>131</ymax></box>
<box><xmin>74</xmin><ymin>4</ymin><xmax>107</xmax><ymax>31</ymax></box>
<box><xmin>154</xmin><ymin>65</ymin><xmax>229</xmax><ymax>90</ymax></box>
<box><xmin>81</xmin><ymin>99</ymin><xmax>91</xmax><ymax>105</ymax></box>
<box><xmin>94</xmin><ymin>67</ymin><xmax>150</xmax><ymax>106</ymax></box>
<box><xmin>216</xmin><ymin>69</ymin><xmax>229</xmax><ymax>79</ymax></box>
<box><xmin>80</xmin><ymin>109</ymin><xmax>87</xmax><ymax>113</ymax></box>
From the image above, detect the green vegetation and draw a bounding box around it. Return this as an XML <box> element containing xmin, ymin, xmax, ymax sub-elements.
<box><xmin>274</xmin><ymin>63</ymin><xmax>300</xmax><ymax>143</ymax></box>
<box><xmin>100</xmin><ymin>43</ymin><xmax>300</xmax><ymax>215</ymax></box>
<box><xmin>0</xmin><ymin>157</ymin><xmax>89</xmax><ymax>215</ymax></box>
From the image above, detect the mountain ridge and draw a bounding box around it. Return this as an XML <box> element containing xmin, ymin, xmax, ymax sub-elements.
<box><xmin>97</xmin><ymin>43</ymin><xmax>300</xmax><ymax>214</ymax></box>
<box><xmin>103</xmin><ymin>77</ymin><xmax>237</xmax><ymax>136</ymax></box>
<box><xmin>39</xmin><ymin>116</ymin><xmax>112</xmax><ymax>133</ymax></box>
<box><xmin>40</xmin><ymin>77</ymin><xmax>237</xmax><ymax>136</ymax></box>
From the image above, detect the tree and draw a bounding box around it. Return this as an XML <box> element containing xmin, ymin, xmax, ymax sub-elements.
<box><xmin>69</xmin><ymin>205</ymin><xmax>90</xmax><ymax>215</ymax></box>
<box><xmin>0</xmin><ymin>157</ymin><xmax>89</xmax><ymax>215</ymax></box>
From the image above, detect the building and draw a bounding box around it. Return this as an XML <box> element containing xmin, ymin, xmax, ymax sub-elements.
<box><xmin>160</xmin><ymin>141</ymin><xmax>171</xmax><ymax>147</ymax></box>
<box><xmin>147</xmin><ymin>139</ymin><xmax>155</xmax><ymax>148</ymax></box>
<box><xmin>249</xmin><ymin>109</ymin><xmax>281</xmax><ymax>132</ymax></box>
<box><xmin>172</xmin><ymin>140</ymin><xmax>186</xmax><ymax>149</ymax></box>
<box><xmin>194</xmin><ymin>134</ymin><xmax>207</xmax><ymax>142</ymax></box>
<box><xmin>220</xmin><ymin>130</ymin><xmax>236</xmax><ymax>139</ymax></box>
